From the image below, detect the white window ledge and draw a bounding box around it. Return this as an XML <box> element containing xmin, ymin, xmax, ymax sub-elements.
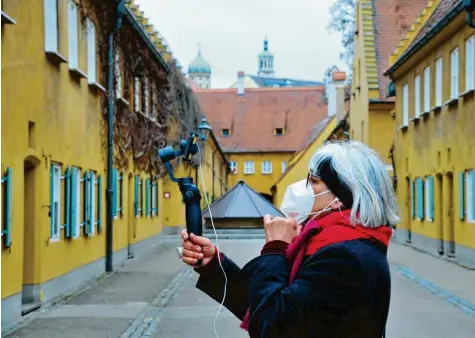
<box><xmin>430</xmin><ymin>105</ymin><xmax>442</xmax><ymax>113</ymax></box>
<box><xmin>444</xmin><ymin>98</ymin><xmax>459</xmax><ymax>108</ymax></box>
<box><xmin>460</xmin><ymin>89</ymin><xmax>474</xmax><ymax>98</ymax></box>
<box><xmin>88</xmin><ymin>82</ymin><xmax>106</xmax><ymax>93</ymax></box>
<box><xmin>117</xmin><ymin>97</ymin><xmax>130</xmax><ymax>106</ymax></box>
<box><xmin>137</xmin><ymin>110</ymin><xmax>163</xmax><ymax>127</ymax></box>
<box><xmin>2</xmin><ymin>11</ymin><xmax>16</xmax><ymax>25</ymax></box>
<box><xmin>46</xmin><ymin>50</ymin><xmax>68</xmax><ymax>64</ymax></box>
<box><xmin>420</xmin><ymin>111</ymin><xmax>430</xmax><ymax>117</ymax></box>
<box><xmin>69</xmin><ymin>68</ymin><xmax>87</xmax><ymax>80</ymax></box>
<box><xmin>398</xmin><ymin>125</ymin><xmax>408</xmax><ymax>131</ymax></box>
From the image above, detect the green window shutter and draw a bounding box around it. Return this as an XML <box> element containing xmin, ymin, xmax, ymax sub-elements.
<box><xmin>411</xmin><ymin>180</ymin><xmax>415</xmax><ymax>219</ymax></box>
<box><xmin>471</xmin><ymin>170</ymin><xmax>475</xmax><ymax>220</ymax></box>
<box><xmin>112</xmin><ymin>168</ymin><xmax>117</xmax><ymax>218</ymax></box>
<box><xmin>64</xmin><ymin>167</ymin><xmax>71</xmax><ymax>238</ymax></box>
<box><xmin>89</xmin><ymin>172</ymin><xmax>95</xmax><ymax>234</ymax></box>
<box><xmin>428</xmin><ymin>176</ymin><xmax>434</xmax><ymax>221</ymax></box>
<box><xmin>2</xmin><ymin>168</ymin><xmax>12</xmax><ymax>247</ymax></box>
<box><xmin>459</xmin><ymin>172</ymin><xmax>465</xmax><ymax>220</ymax></box>
<box><xmin>145</xmin><ymin>179</ymin><xmax>150</xmax><ymax>217</ymax></box>
<box><xmin>119</xmin><ymin>173</ymin><xmax>123</xmax><ymax>217</ymax></box>
<box><xmin>134</xmin><ymin>175</ymin><xmax>139</xmax><ymax>217</ymax></box>
<box><xmin>417</xmin><ymin>178</ymin><xmax>423</xmax><ymax>219</ymax></box>
<box><xmin>156</xmin><ymin>181</ymin><xmax>159</xmax><ymax>215</ymax></box>
<box><xmin>84</xmin><ymin>172</ymin><xmax>91</xmax><ymax>235</ymax></box>
<box><xmin>97</xmin><ymin>175</ymin><xmax>102</xmax><ymax>232</ymax></box>
<box><xmin>71</xmin><ymin>167</ymin><xmax>79</xmax><ymax>238</ymax></box>
<box><xmin>50</xmin><ymin>164</ymin><xmax>55</xmax><ymax>239</ymax></box>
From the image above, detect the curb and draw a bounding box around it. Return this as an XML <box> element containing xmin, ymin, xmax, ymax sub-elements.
<box><xmin>120</xmin><ymin>266</ymin><xmax>194</xmax><ymax>337</ymax></box>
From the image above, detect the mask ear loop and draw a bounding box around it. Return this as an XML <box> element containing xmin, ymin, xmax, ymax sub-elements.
<box><xmin>306</xmin><ymin>197</ymin><xmax>339</xmax><ymax>224</ymax></box>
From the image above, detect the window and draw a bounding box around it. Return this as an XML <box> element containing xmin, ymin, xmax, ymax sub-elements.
<box><xmin>450</xmin><ymin>48</ymin><xmax>459</xmax><ymax>99</ymax></box>
<box><xmin>466</xmin><ymin>35</ymin><xmax>475</xmax><ymax>91</ymax></box>
<box><xmin>115</xmin><ymin>51</ymin><xmax>121</xmax><ymax>99</ymax></box>
<box><xmin>416</xmin><ymin>177</ymin><xmax>424</xmax><ymax>219</ymax></box>
<box><xmin>465</xmin><ymin>170</ymin><xmax>475</xmax><ymax>222</ymax></box>
<box><xmin>112</xmin><ymin>169</ymin><xmax>123</xmax><ymax>218</ymax></box>
<box><xmin>68</xmin><ymin>0</ymin><xmax>79</xmax><ymax>69</ymax></box>
<box><xmin>402</xmin><ymin>84</ymin><xmax>409</xmax><ymax>126</ymax></box>
<box><xmin>86</xmin><ymin>18</ymin><xmax>97</xmax><ymax>84</ymax></box>
<box><xmin>44</xmin><ymin>0</ymin><xmax>59</xmax><ymax>53</ymax></box>
<box><xmin>1</xmin><ymin>168</ymin><xmax>12</xmax><ymax>247</ymax></box>
<box><xmin>134</xmin><ymin>77</ymin><xmax>140</xmax><ymax>112</ymax></box>
<box><xmin>89</xmin><ymin>172</ymin><xmax>96</xmax><ymax>235</ymax></box>
<box><xmin>414</xmin><ymin>75</ymin><xmax>421</xmax><ymax>118</ymax></box>
<box><xmin>151</xmin><ymin>179</ymin><xmax>158</xmax><ymax>216</ymax></box>
<box><xmin>134</xmin><ymin>176</ymin><xmax>142</xmax><ymax>217</ymax></box>
<box><xmin>222</xmin><ymin>129</ymin><xmax>230</xmax><ymax>136</ymax></box>
<box><xmin>262</xmin><ymin>161</ymin><xmax>272</xmax><ymax>174</ymax></box>
<box><xmin>424</xmin><ymin>66</ymin><xmax>431</xmax><ymax>112</ymax></box>
<box><xmin>282</xmin><ymin>161</ymin><xmax>288</xmax><ymax>173</ymax></box>
<box><xmin>229</xmin><ymin>161</ymin><xmax>237</xmax><ymax>174</ymax></box>
<box><xmin>425</xmin><ymin>176</ymin><xmax>434</xmax><ymax>221</ymax></box>
<box><xmin>143</xmin><ymin>76</ymin><xmax>149</xmax><ymax>114</ymax></box>
<box><xmin>435</xmin><ymin>57</ymin><xmax>443</xmax><ymax>106</ymax></box>
<box><xmin>71</xmin><ymin>167</ymin><xmax>81</xmax><ymax>238</ymax></box>
<box><xmin>151</xmin><ymin>82</ymin><xmax>157</xmax><ymax>120</ymax></box>
<box><xmin>410</xmin><ymin>180</ymin><xmax>415</xmax><ymax>219</ymax></box>
<box><xmin>275</xmin><ymin>128</ymin><xmax>284</xmax><ymax>136</ymax></box>
<box><xmin>244</xmin><ymin>161</ymin><xmax>255</xmax><ymax>174</ymax></box>
<box><xmin>50</xmin><ymin>164</ymin><xmax>61</xmax><ymax>240</ymax></box>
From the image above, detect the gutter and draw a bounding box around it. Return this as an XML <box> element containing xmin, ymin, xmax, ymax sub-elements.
<box><xmin>124</xmin><ymin>7</ymin><xmax>171</xmax><ymax>74</ymax></box>
<box><xmin>385</xmin><ymin>2</ymin><xmax>464</xmax><ymax>76</ymax></box>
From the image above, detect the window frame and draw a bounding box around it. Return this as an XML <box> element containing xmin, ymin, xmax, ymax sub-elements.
<box><xmin>466</xmin><ymin>35</ymin><xmax>475</xmax><ymax>92</ymax></box>
<box><xmin>261</xmin><ymin>161</ymin><xmax>273</xmax><ymax>175</ymax></box>
<box><xmin>414</xmin><ymin>75</ymin><xmax>421</xmax><ymax>118</ymax></box>
<box><xmin>402</xmin><ymin>83</ymin><xmax>409</xmax><ymax>126</ymax></box>
<box><xmin>435</xmin><ymin>57</ymin><xmax>443</xmax><ymax>106</ymax></box>
<box><xmin>244</xmin><ymin>161</ymin><xmax>255</xmax><ymax>175</ymax></box>
<box><xmin>424</xmin><ymin>66</ymin><xmax>431</xmax><ymax>112</ymax></box>
<box><xmin>450</xmin><ymin>47</ymin><xmax>459</xmax><ymax>100</ymax></box>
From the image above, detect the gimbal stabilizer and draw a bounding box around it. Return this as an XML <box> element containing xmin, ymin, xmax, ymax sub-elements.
<box><xmin>158</xmin><ymin>132</ymin><xmax>203</xmax><ymax>266</ymax></box>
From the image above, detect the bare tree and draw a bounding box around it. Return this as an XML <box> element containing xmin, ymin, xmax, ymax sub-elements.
<box><xmin>327</xmin><ymin>0</ymin><xmax>356</xmax><ymax>81</ymax></box>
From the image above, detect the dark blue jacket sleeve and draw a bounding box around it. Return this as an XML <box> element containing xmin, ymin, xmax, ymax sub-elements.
<box><xmin>195</xmin><ymin>252</ymin><xmax>250</xmax><ymax>320</ymax></box>
<box><xmin>242</xmin><ymin>245</ymin><xmax>363</xmax><ymax>337</ymax></box>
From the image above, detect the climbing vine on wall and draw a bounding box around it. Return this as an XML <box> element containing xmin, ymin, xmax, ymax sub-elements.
<box><xmin>77</xmin><ymin>0</ymin><xmax>203</xmax><ymax>176</ymax></box>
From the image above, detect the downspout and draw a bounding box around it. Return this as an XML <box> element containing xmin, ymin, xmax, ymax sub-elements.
<box><xmin>212</xmin><ymin>149</ymin><xmax>217</xmax><ymax>201</ymax></box>
<box><xmin>106</xmin><ymin>1</ymin><xmax>125</xmax><ymax>272</ymax></box>
<box><xmin>389</xmin><ymin>143</ymin><xmax>397</xmax><ymax>193</ymax></box>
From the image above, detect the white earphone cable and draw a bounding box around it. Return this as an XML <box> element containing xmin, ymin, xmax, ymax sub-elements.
<box><xmin>196</xmin><ymin>144</ymin><xmax>228</xmax><ymax>338</ymax></box>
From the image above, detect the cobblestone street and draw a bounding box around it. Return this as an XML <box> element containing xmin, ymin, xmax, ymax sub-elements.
<box><xmin>4</xmin><ymin>232</ymin><xmax>475</xmax><ymax>338</ymax></box>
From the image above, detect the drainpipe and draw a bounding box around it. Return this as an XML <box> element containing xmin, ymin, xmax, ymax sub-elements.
<box><xmin>106</xmin><ymin>0</ymin><xmax>125</xmax><ymax>273</ymax></box>
<box><xmin>389</xmin><ymin>143</ymin><xmax>397</xmax><ymax>193</ymax></box>
<box><xmin>464</xmin><ymin>0</ymin><xmax>475</xmax><ymax>28</ymax></box>
<box><xmin>212</xmin><ymin>149</ymin><xmax>218</xmax><ymax>200</ymax></box>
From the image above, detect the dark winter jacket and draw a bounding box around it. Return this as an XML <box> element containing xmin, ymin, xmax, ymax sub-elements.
<box><xmin>194</xmin><ymin>216</ymin><xmax>391</xmax><ymax>337</ymax></box>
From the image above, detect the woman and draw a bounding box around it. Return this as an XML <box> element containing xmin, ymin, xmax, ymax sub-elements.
<box><xmin>180</xmin><ymin>141</ymin><xmax>398</xmax><ymax>337</ymax></box>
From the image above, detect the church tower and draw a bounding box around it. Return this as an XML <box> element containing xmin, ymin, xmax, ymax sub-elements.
<box><xmin>188</xmin><ymin>44</ymin><xmax>212</xmax><ymax>89</ymax></box>
<box><xmin>257</xmin><ymin>35</ymin><xmax>274</xmax><ymax>77</ymax></box>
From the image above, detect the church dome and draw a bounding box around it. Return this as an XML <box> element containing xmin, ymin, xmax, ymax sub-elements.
<box><xmin>188</xmin><ymin>47</ymin><xmax>211</xmax><ymax>74</ymax></box>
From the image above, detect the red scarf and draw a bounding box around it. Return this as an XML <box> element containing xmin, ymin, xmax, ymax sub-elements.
<box><xmin>240</xmin><ymin>209</ymin><xmax>393</xmax><ymax>331</ymax></box>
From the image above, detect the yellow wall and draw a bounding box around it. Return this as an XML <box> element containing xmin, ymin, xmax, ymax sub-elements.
<box><xmin>162</xmin><ymin>133</ymin><xmax>228</xmax><ymax>227</ymax></box>
<box><xmin>389</xmin><ymin>13</ymin><xmax>475</xmax><ymax>252</ymax></box>
<box><xmin>228</xmin><ymin>153</ymin><xmax>293</xmax><ymax>197</ymax></box>
<box><xmin>0</xmin><ymin>0</ymin><xmax>164</xmax><ymax>307</ymax></box>
<box><xmin>272</xmin><ymin>119</ymin><xmax>336</xmax><ymax>207</ymax></box>
<box><xmin>349</xmin><ymin>0</ymin><xmax>395</xmax><ymax>167</ymax></box>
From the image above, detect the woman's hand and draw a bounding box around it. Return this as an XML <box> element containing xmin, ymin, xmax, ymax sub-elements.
<box><xmin>180</xmin><ymin>230</ymin><xmax>216</xmax><ymax>267</ymax></box>
<box><xmin>263</xmin><ymin>214</ymin><xmax>300</xmax><ymax>244</ymax></box>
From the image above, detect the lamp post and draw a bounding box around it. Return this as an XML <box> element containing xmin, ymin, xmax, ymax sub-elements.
<box><xmin>197</xmin><ymin>117</ymin><xmax>212</xmax><ymax>142</ymax></box>
<box><xmin>106</xmin><ymin>0</ymin><xmax>126</xmax><ymax>273</ymax></box>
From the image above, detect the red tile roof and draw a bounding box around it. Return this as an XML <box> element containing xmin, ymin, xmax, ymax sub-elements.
<box><xmin>372</xmin><ymin>0</ymin><xmax>429</xmax><ymax>100</ymax></box>
<box><xmin>194</xmin><ymin>87</ymin><xmax>329</xmax><ymax>153</ymax></box>
<box><xmin>391</xmin><ymin>0</ymin><xmax>462</xmax><ymax>68</ymax></box>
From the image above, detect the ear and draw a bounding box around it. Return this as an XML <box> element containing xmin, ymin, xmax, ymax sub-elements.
<box><xmin>330</xmin><ymin>198</ymin><xmax>343</xmax><ymax>210</ymax></box>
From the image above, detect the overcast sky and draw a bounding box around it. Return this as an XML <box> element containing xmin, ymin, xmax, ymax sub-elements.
<box><xmin>135</xmin><ymin>0</ymin><xmax>346</xmax><ymax>88</ymax></box>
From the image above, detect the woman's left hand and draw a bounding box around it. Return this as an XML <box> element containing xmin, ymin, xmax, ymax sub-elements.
<box><xmin>263</xmin><ymin>214</ymin><xmax>299</xmax><ymax>243</ymax></box>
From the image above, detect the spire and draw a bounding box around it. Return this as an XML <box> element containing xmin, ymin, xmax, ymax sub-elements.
<box><xmin>258</xmin><ymin>34</ymin><xmax>274</xmax><ymax>77</ymax></box>
<box><xmin>263</xmin><ymin>33</ymin><xmax>268</xmax><ymax>51</ymax></box>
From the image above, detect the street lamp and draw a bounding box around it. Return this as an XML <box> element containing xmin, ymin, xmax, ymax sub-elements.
<box><xmin>464</xmin><ymin>0</ymin><xmax>475</xmax><ymax>28</ymax></box>
<box><xmin>197</xmin><ymin>117</ymin><xmax>212</xmax><ymax>141</ymax></box>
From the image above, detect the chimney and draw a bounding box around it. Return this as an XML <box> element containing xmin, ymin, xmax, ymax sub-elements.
<box><xmin>327</xmin><ymin>71</ymin><xmax>347</xmax><ymax>122</ymax></box>
<box><xmin>237</xmin><ymin>71</ymin><xmax>245</xmax><ymax>95</ymax></box>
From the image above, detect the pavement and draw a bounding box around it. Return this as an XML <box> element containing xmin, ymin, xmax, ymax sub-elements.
<box><xmin>4</xmin><ymin>231</ymin><xmax>475</xmax><ymax>338</ymax></box>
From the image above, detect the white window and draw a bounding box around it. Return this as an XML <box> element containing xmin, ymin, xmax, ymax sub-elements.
<box><xmin>425</xmin><ymin>177</ymin><xmax>432</xmax><ymax>221</ymax></box>
<box><xmin>44</xmin><ymin>0</ymin><xmax>59</xmax><ymax>53</ymax></box>
<box><xmin>282</xmin><ymin>161</ymin><xmax>288</xmax><ymax>173</ymax></box>
<box><xmin>151</xmin><ymin>82</ymin><xmax>157</xmax><ymax>120</ymax></box>
<box><xmin>72</xmin><ymin>168</ymin><xmax>80</xmax><ymax>238</ymax></box>
<box><xmin>229</xmin><ymin>161</ymin><xmax>237</xmax><ymax>174</ymax></box>
<box><xmin>414</xmin><ymin>75</ymin><xmax>421</xmax><ymax>118</ymax></box>
<box><xmin>424</xmin><ymin>66</ymin><xmax>431</xmax><ymax>112</ymax></box>
<box><xmin>86</xmin><ymin>18</ymin><xmax>97</xmax><ymax>84</ymax></box>
<box><xmin>115</xmin><ymin>51</ymin><xmax>121</xmax><ymax>99</ymax></box>
<box><xmin>68</xmin><ymin>0</ymin><xmax>79</xmax><ymax>69</ymax></box>
<box><xmin>151</xmin><ymin>182</ymin><xmax>156</xmax><ymax>216</ymax></box>
<box><xmin>134</xmin><ymin>77</ymin><xmax>140</xmax><ymax>112</ymax></box>
<box><xmin>89</xmin><ymin>172</ymin><xmax>96</xmax><ymax>235</ymax></box>
<box><xmin>262</xmin><ymin>161</ymin><xmax>272</xmax><ymax>174</ymax></box>
<box><xmin>466</xmin><ymin>36</ymin><xmax>475</xmax><ymax>91</ymax></box>
<box><xmin>244</xmin><ymin>161</ymin><xmax>255</xmax><ymax>174</ymax></box>
<box><xmin>143</xmin><ymin>77</ymin><xmax>149</xmax><ymax>114</ymax></box>
<box><xmin>436</xmin><ymin>57</ymin><xmax>443</xmax><ymax>106</ymax></box>
<box><xmin>402</xmin><ymin>84</ymin><xmax>409</xmax><ymax>126</ymax></box>
<box><xmin>51</xmin><ymin>164</ymin><xmax>61</xmax><ymax>240</ymax></box>
<box><xmin>466</xmin><ymin>170</ymin><xmax>475</xmax><ymax>222</ymax></box>
<box><xmin>450</xmin><ymin>48</ymin><xmax>459</xmax><ymax>99</ymax></box>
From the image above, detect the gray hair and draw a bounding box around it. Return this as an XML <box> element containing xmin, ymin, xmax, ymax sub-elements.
<box><xmin>308</xmin><ymin>140</ymin><xmax>400</xmax><ymax>228</ymax></box>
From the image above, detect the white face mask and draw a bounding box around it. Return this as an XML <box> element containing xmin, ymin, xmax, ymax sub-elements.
<box><xmin>280</xmin><ymin>179</ymin><xmax>337</xmax><ymax>224</ymax></box>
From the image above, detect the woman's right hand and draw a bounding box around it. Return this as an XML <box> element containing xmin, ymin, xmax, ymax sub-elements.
<box><xmin>181</xmin><ymin>230</ymin><xmax>216</xmax><ymax>267</ymax></box>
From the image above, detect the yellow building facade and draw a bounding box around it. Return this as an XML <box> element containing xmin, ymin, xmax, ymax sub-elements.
<box><xmin>1</xmin><ymin>0</ymin><xmax>208</xmax><ymax>328</ymax></box>
<box><xmin>385</xmin><ymin>1</ymin><xmax>475</xmax><ymax>267</ymax></box>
